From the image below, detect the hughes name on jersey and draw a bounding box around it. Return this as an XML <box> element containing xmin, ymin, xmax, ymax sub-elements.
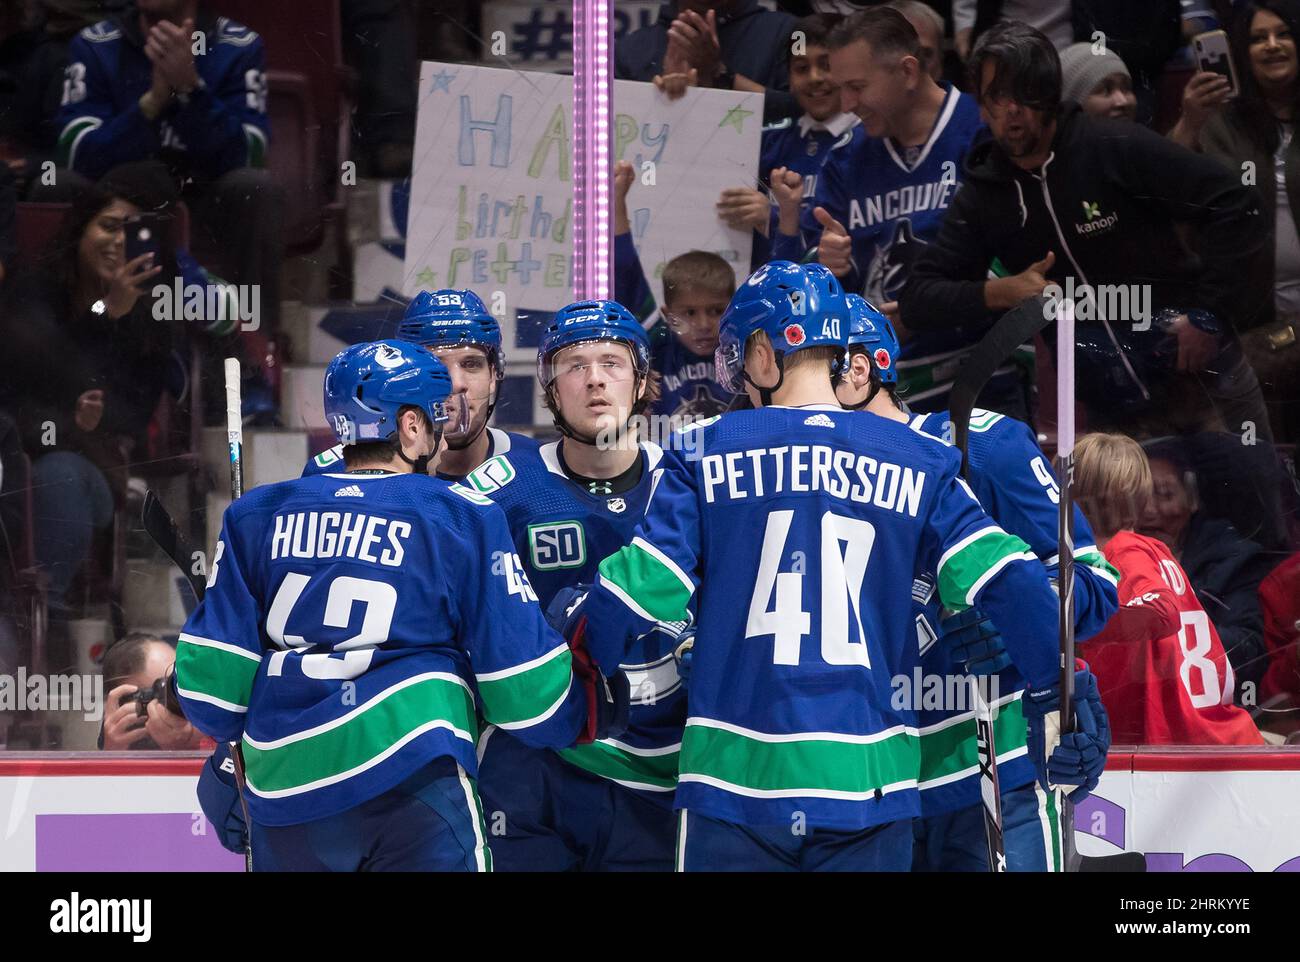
<box><xmin>174</xmin><ymin>471</ymin><xmax>589</xmax><ymax>826</ymax></box>
<box><xmin>580</xmin><ymin>407</ymin><xmax>1063</xmax><ymax>832</ymax></box>
<box><xmin>463</xmin><ymin>440</ymin><xmax>686</xmax><ymax>795</ymax></box>
<box><xmin>907</xmin><ymin>408</ymin><xmax>1119</xmax><ymax>815</ymax></box>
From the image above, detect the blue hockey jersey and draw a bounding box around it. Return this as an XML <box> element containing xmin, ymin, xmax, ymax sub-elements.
<box><xmin>650</xmin><ymin>328</ymin><xmax>735</xmax><ymax>423</ymax></box>
<box><xmin>462</xmin><ymin>440</ymin><xmax>687</xmax><ymax>795</ymax></box>
<box><xmin>771</xmin><ymin>85</ymin><xmax>985</xmax><ymax>367</ymax></box>
<box><xmin>581</xmin><ymin>406</ymin><xmax>1064</xmax><ymax>831</ymax></box>
<box><xmin>57</xmin><ymin>14</ymin><xmax>269</xmax><ymax>180</ymax></box>
<box><xmin>906</xmin><ymin>408</ymin><xmax>1120</xmax><ymax>816</ymax></box>
<box><xmin>301</xmin><ymin>428</ymin><xmax>540</xmax><ymax>483</ymax></box>
<box><xmin>174</xmin><ymin>470</ymin><xmax>588</xmax><ymax>826</ymax></box>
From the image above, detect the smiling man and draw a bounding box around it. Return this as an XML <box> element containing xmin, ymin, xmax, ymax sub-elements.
<box><xmin>771</xmin><ymin>6</ymin><xmax>990</xmax><ymax>414</ymax></box>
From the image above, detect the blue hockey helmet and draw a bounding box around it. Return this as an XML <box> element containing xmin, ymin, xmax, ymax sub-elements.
<box><xmin>398</xmin><ymin>289</ymin><xmax>504</xmax><ymax>377</ymax></box>
<box><xmin>323</xmin><ymin>339</ymin><xmax>467</xmax><ymax>445</ymax></box>
<box><xmin>845</xmin><ymin>294</ymin><xmax>900</xmax><ymax>386</ymax></box>
<box><xmin>715</xmin><ymin>260</ymin><xmax>849</xmax><ymax>394</ymax></box>
<box><xmin>537</xmin><ymin>299</ymin><xmax>651</xmax><ymax>387</ymax></box>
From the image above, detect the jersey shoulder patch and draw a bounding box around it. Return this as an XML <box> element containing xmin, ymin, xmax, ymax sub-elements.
<box><xmin>80</xmin><ymin>21</ymin><xmax>121</xmax><ymax>43</ymax></box>
<box><xmin>462</xmin><ymin>454</ymin><xmax>519</xmax><ymax>495</ymax></box>
<box><xmin>762</xmin><ymin>117</ymin><xmax>794</xmax><ymax>133</ymax></box>
<box><xmin>313</xmin><ymin>444</ymin><xmax>345</xmax><ymax>468</ymax></box>
<box><xmin>967</xmin><ymin>408</ymin><xmax>1006</xmax><ymax>434</ymax></box>
<box><xmin>447</xmin><ymin>481</ymin><xmax>495</xmax><ymax>506</ymax></box>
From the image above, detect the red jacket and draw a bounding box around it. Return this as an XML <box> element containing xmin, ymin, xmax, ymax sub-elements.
<box><xmin>1259</xmin><ymin>553</ymin><xmax>1300</xmax><ymax>705</ymax></box>
<box><xmin>1081</xmin><ymin>531</ymin><xmax>1262</xmax><ymax>746</ymax></box>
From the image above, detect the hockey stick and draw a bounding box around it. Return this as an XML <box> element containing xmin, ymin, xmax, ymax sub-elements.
<box><xmin>1054</xmin><ymin>301</ymin><xmax>1081</xmax><ymax>874</ymax></box>
<box><xmin>948</xmin><ymin>297</ymin><xmax>1055</xmax><ymax>873</ymax></box>
<box><xmin>224</xmin><ymin>357</ymin><xmax>254</xmax><ymax>872</ymax></box>
<box><xmin>142</xmin><ymin>490</ymin><xmax>206</xmax><ymax>603</ymax></box>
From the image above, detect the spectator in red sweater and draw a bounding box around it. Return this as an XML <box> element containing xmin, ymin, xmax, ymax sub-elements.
<box><xmin>1073</xmin><ymin>432</ymin><xmax>1264</xmax><ymax>746</ymax></box>
<box><xmin>1258</xmin><ymin>552</ymin><xmax>1300</xmax><ymax>729</ymax></box>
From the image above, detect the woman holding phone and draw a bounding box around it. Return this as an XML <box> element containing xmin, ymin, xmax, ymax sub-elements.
<box><xmin>1168</xmin><ymin>1</ymin><xmax>1300</xmax><ymax>442</ymax></box>
<box><xmin>0</xmin><ymin>171</ymin><xmax>179</xmax><ymax>667</ymax></box>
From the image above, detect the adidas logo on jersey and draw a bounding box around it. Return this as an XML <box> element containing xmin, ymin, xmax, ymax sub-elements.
<box><xmin>333</xmin><ymin>485</ymin><xmax>364</xmax><ymax>498</ymax></box>
<box><xmin>803</xmin><ymin>413</ymin><xmax>836</xmax><ymax>428</ymax></box>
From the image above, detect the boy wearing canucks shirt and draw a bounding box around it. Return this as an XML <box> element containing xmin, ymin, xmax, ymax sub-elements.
<box><xmin>172</xmin><ymin>340</ymin><xmax>606</xmax><ymax>871</ymax></box>
<box><xmin>835</xmin><ymin>295</ymin><xmax>1118</xmax><ymax>870</ymax></box>
<box><xmin>470</xmin><ymin>300</ymin><xmax>686</xmax><ymax>872</ymax></box>
<box><xmin>572</xmin><ymin>261</ymin><xmax>1109</xmax><ymax>871</ymax></box>
<box><xmin>304</xmin><ymin>289</ymin><xmax>539</xmax><ymax>482</ymax></box>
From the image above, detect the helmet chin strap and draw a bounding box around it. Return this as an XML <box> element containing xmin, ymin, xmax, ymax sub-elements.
<box><xmin>398</xmin><ymin>429</ymin><xmax>443</xmax><ymax>475</ymax></box>
<box><xmin>843</xmin><ymin>378</ymin><xmax>880</xmax><ymax>411</ymax></box>
<box><xmin>741</xmin><ymin>352</ymin><xmax>787</xmax><ymax>408</ymax></box>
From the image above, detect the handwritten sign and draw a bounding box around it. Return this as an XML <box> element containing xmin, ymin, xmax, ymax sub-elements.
<box><xmin>404</xmin><ymin>61</ymin><xmax>762</xmax><ymax>362</ymax></box>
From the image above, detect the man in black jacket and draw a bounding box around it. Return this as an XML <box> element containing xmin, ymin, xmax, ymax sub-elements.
<box><xmin>900</xmin><ymin>21</ymin><xmax>1273</xmax><ymax>440</ymax></box>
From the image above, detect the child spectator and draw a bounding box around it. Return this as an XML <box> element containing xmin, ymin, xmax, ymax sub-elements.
<box><xmin>714</xmin><ymin>14</ymin><xmax>860</xmax><ymax>269</ymax></box>
<box><xmin>100</xmin><ymin>631</ymin><xmax>203</xmax><ymax>750</ymax></box>
<box><xmin>1139</xmin><ymin>437</ymin><xmax>1275</xmax><ymax>693</ymax></box>
<box><xmin>613</xmin><ymin>164</ymin><xmax>737</xmax><ymax>422</ymax></box>
<box><xmin>1073</xmin><ymin>432</ymin><xmax>1264</xmax><ymax>746</ymax></box>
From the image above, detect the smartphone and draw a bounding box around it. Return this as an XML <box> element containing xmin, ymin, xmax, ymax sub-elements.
<box><xmin>124</xmin><ymin>213</ymin><xmax>165</xmax><ymax>265</ymax></box>
<box><xmin>1193</xmin><ymin>29</ymin><xmax>1239</xmax><ymax>98</ymax></box>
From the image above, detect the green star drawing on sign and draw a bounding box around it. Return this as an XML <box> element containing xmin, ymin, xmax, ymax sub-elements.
<box><xmin>416</xmin><ymin>267</ymin><xmax>436</xmax><ymax>285</ymax></box>
<box><xmin>719</xmin><ymin>104</ymin><xmax>754</xmax><ymax>133</ymax></box>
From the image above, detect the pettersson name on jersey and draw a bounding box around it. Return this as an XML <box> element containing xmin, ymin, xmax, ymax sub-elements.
<box><xmin>700</xmin><ymin>444</ymin><xmax>926</xmax><ymax>514</ymax></box>
<box><xmin>270</xmin><ymin>511</ymin><xmax>411</xmax><ymax>567</ymax></box>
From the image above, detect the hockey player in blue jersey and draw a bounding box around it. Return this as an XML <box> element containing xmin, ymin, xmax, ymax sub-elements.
<box><xmin>470</xmin><ymin>300</ymin><xmax>687</xmax><ymax>871</ymax></box>
<box><xmin>171</xmin><ymin>340</ymin><xmax>612</xmax><ymax>871</ymax></box>
<box><xmin>303</xmin><ymin>289</ymin><xmax>539</xmax><ymax>481</ymax></box>
<box><xmin>835</xmin><ymin>295</ymin><xmax>1116</xmax><ymax>870</ymax></box>
<box><xmin>570</xmin><ymin>261</ymin><xmax>1108</xmax><ymax>871</ymax></box>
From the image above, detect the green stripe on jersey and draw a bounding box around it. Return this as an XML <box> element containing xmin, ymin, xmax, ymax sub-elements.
<box><xmin>176</xmin><ymin>634</ymin><xmax>261</xmax><ymax>710</ymax></box>
<box><xmin>1077</xmin><ymin>549</ymin><xmax>1120</xmax><ymax>586</ymax></box>
<box><xmin>57</xmin><ymin>117</ymin><xmax>100</xmax><ymax>166</ymax></box>
<box><xmin>558</xmin><ymin>739</ymin><xmax>679</xmax><ymax>790</ymax></box>
<box><xmin>917</xmin><ymin>697</ymin><xmax>1028</xmax><ymax>787</ymax></box>
<box><xmin>937</xmin><ymin>528</ymin><xmax>1035</xmax><ymax>610</ymax></box>
<box><xmin>597</xmin><ymin>540</ymin><xmax>693</xmax><ymax>623</ymax></box>
<box><xmin>679</xmin><ymin>719</ymin><xmax>918</xmax><ymax>798</ymax></box>
<box><xmin>475</xmin><ymin>644</ymin><xmax>574</xmax><ymax>728</ymax></box>
<box><xmin>242</xmin><ymin>674</ymin><xmax>477</xmax><ymax>796</ymax></box>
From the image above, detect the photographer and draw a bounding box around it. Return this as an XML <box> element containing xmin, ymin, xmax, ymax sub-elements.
<box><xmin>100</xmin><ymin>631</ymin><xmax>202</xmax><ymax>750</ymax></box>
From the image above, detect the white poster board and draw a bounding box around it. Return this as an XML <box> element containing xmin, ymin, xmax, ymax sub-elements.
<box><xmin>404</xmin><ymin>61</ymin><xmax>762</xmax><ymax>365</ymax></box>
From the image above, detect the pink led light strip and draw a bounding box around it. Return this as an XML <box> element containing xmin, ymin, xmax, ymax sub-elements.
<box><xmin>572</xmin><ymin>0</ymin><xmax>612</xmax><ymax>301</ymax></box>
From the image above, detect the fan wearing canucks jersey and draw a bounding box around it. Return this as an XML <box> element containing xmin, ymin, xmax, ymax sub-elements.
<box><xmin>471</xmin><ymin>300</ymin><xmax>687</xmax><ymax>872</ymax></box>
<box><xmin>718</xmin><ymin>14</ymin><xmax>861</xmax><ymax>270</ymax></box>
<box><xmin>172</xmin><ymin>340</ymin><xmax>604</xmax><ymax>872</ymax></box>
<box><xmin>770</xmin><ymin>9</ymin><xmax>993</xmax><ymax>411</ymax></box>
<box><xmin>573</xmin><ymin>261</ymin><xmax>1107</xmax><ymax>871</ymax></box>
<box><xmin>836</xmin><ymin>295</ymin><xmax>1117</xmax><ymax>871</ymax></box>
<box><xmin>302</xmin><ymin>290</ymin><xmax>539</xmax><ymax>482</ymax></box>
